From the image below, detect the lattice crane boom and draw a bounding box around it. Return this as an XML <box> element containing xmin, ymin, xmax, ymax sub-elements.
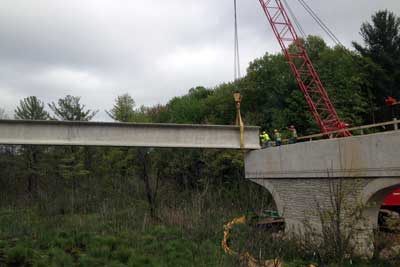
<box><xmin>258</xmin><ymin>0</ymin><xmax>351</xmax><ymax>136</ymax></box>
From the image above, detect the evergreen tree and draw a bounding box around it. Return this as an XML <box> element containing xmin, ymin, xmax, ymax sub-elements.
<box><xmin>49</xmin><ymin>95</ymin><xmax>98</xmax><ymax>121</ymax></box>
<box><xmin>107</xmin><ymin>93</ymin><xmax>136</xmax><ymax>122</ymax></box>
<box><xmin>14</xmin><ymin>96</ymin><xmax>49</xmax><ymax>198</ymax></box>
<box><xmin>353</xmin><ymin>10</ymin><xmax>400</xmax><ymax>101</ymax></box>
<box><xmin>0</xmin><ymin>108</ymin><xmax>8</xmax><ymax>119</ymax></box>
<box><xmin>48</xmin><ymin>95</ymin><xmax>97</xmax><ymax>213</ymax></box>
<box><xmin>107</xmin><ymin>94</ymin><xmax>159</xmax><ymax>216</ymax></box>
<box><xmin>15</xmin><ymin>96</ymin><xmax>49</xmax><ymax>120</ymax></box>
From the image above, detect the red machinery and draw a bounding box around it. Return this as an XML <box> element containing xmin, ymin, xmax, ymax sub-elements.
<box><xmin>258</xmin><ymin>0</ymin><xmax>351</xmax><ymax>137</ymax></box>
<box><xmin>385</xmin><ymin>96</ymin><xmax>398</xmax><ymax>107</ymax></box>
<box><xmin>383</xmin><ymin>189</ymin><xmax>400</xmax><ymax>208</ymax></box>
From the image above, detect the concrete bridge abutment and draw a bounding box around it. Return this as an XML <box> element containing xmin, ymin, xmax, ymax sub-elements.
<box><xmin>245</xmin><ymin>131</ymin><xmax>400</xmax><ymax>257</ymax></box>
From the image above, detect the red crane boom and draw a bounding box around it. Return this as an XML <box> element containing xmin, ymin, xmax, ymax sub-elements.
<box><xmin>258</xmin><ymin>0</ymin><xmax>351</xmax><ymax>136</ymax></box>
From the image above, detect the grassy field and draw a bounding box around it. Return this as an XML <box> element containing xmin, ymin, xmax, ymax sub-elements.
<box><xmin>0</xmin><ymin>207</ymin><xmax>235</xmax><ymax>267</ymax></box>
<box><xmin>0</xmin><ymin>206</ymin><xmax>398</xmax><ymax>267</ymax></box>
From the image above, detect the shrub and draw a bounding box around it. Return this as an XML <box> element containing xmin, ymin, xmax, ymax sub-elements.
<box><xmin>6</xmin><ymin>245</ymin><xmax>34</xmax><ymax>266</ymax></box>
<box><xmin>128</xmin><ymin>254</ymin><xmax>160</xmax><ymax>267</ymax></box>
<box><xmin>78</xmin><ymin>254</ymin><xmax>104</xmax><ymax>267</ymax></box>
<box><xmin>111</xmin><ymin>246</ymin><xmax>133</xmax><ymax>263</ymax></box>
<box><xmin>47</xmin><ymin>247</ymin><xmax>74</xmax><ymax>267</ymax></box>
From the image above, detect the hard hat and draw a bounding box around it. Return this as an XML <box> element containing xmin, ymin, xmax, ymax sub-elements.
<box><xmin>274</xmin><ymin>129</ymin><xmax>278</xmax><ymax>132</ymax></box>
<box><xmin>262</xmin><ymin>131</ymin><xmax>266</xmax><ymax>134</ymax></box>
<box><xmin>290</xmin><ymin>125</ymin><xmax>294</xmax><ymax>128</ymax></box>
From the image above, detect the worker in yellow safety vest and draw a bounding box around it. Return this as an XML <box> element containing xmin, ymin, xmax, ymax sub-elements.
<box><xmin>260</xmin><ymin>131</ymin><xmax>271</xmax><ymax>148</ymax></box>
<box><xmin>274</xmin><ymin>129</ymin><xmax>282</xmax><ymax>146</ymax></box>
<box><xmin>288</xmin><ymin>125</ymin><xmax>298</xmax><ymax>144</ymax></box>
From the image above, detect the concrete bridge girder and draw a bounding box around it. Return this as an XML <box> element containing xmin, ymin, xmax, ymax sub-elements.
<box><xmin>0</xmin><ymin>120</ymin><xmax>261</xmax><ymax>149</ymax></box>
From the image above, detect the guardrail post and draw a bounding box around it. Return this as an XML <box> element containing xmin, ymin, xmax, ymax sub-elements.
<box><xmin>395</xmin><ymin>118</ymin><xmax>398</xmax><ymax>131</ymax></box>
<box><xmin>360</xmin><ymin>129</ymin><xmax>364</xmax><ymax>135</ymax></box>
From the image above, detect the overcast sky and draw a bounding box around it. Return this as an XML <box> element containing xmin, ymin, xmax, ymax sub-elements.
<box><xmin>1</xmin><ymin>0</ymin><xmax>399</xmax><ymax>121</ymax></box>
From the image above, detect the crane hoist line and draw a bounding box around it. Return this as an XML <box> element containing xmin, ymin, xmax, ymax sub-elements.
<box><xmin>258</xmin><ymin>0</ymin><xmax>351</xmax><ymax>137</ymax></box>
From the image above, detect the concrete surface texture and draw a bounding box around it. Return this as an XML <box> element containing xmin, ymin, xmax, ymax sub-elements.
<box><xmin>245</xmin><ymin>130</ymin><xmax>400</xmax><ymax>179</ymax></box>
<box><xmin>0</xmin><ymin>120</ymin><xmax>260</xmax><ymax>149</ymax></box>
<box><xmin>245</xmin><ymin>130</ymin><xmax>400</xmax><ymax>257</ymax></box>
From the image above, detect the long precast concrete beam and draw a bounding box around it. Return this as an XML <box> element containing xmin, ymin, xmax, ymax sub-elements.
<box><xmin>0</xmin><ymin>120</ymin><xmax>261</xmax><ymax>149</ymax></box>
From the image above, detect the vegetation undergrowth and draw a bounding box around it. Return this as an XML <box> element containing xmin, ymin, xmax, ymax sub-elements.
<box><xmin>0</xmin><ymin>199</ymin><xmax>399</xmax><ymax>267</ymax></box>
<box><xmin>0</xmin><ymin>207</ymin><xmax>233</xmax><ymax>267</ymax></box>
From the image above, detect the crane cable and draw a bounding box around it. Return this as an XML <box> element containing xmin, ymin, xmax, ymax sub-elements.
<box><xmin>296</xmin><ymin>0</ymin><xmax>345</xmax><ymax>48</ymax></box>
<box><xmin>233</xmin><ymin>0</ymin><xmax>244</xmax><ymax>149</ymax></box>
<box><xmin>282</xmin><ymin>0</ymin><xmax>358</xmax><ymax>72</ymax></box>
<box><xmin>294</xmin><ymin>0</ymin><xmax>365</xmax><ymax>72</ymax></box>
<box><xmin>281</xmin><ymin>0</ymin><xmax>344</xmax><ymax>48</ymax></box>
<box><xmin>233</xmin><ymin>0</ymin><xmax>241</xmax><ymax>81</ymax></box>
<box><xmin>282</xmin><ymin>0</ymin><xmax>307</xmax><ymax>39</ymax></box>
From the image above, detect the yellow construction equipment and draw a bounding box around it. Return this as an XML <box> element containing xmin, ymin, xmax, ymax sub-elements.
<box><xmin>234</xmin><ymin>92</ymin><xmax>245</xmax><ymax>149</ymax></box>
<box><xmin>222</xmin><ymin>215</ymin><xmax>283</xmax><ymax>267</ymax></box>
<box><xmin>222</xmin><ymin>215</ymin><xmax>319</xmax><ymax>267</ymax></box>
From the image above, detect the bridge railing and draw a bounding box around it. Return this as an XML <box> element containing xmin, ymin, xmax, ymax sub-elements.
<box><xmin>297</xmin><ymin>118</ymin><xmax>399</xmax><ymax>142</ymax></box>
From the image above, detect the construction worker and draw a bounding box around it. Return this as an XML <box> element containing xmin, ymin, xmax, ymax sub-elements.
<box><xmin>274</xmin><ymin>129</ymin><xmax>282</xmax><ymax>146</ymax></box>
<box><xmin>288</xmin><ymin>125</ymin><xmax>298</xmax><ymax>144</ymax></box>
<box><xmin>260</xmin><ymin>131</ymin><xmax>271</xmax><ymax>148</ymax></box>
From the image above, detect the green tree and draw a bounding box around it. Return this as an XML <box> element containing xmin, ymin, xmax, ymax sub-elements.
<box><xmin>315</xmin><ymin>46</ymin><xmax>369</xmax><ymax>126</ymax></box>
<box><xmin>353</xmin><ymin>10</ymin><xmax>400</xmax><ymax>101</ymax></box>
<box><xmin>48</xmin><ymin>95</ymin><xmax>97</xmax><ymax>213</ymax></box>
<box><xmin>15</xmin><ymin>96</ymin><xmax>49</xmax><ymax>120</ymax></box>
<box><xmin>49</xmin><ymin>95</ymin><xmax>98</xmax><ymax>121</ymax></box>
<box><xmin>14</xmin><ymin>96</ymin><xmax>49</xmax><ymax>197</ymax></box>
<box><xmin>241</xmin><ymin>36</ymin><xmax>369</xmax><ymax>134</ymax></box>
<box><xmin>107</xmin><ymin>94</ymin><xmax>158</xmax><ymax>216</ymax></box>
<box><xmin>241</xmin><ymin>48</ymin><xmax>320</xmax><ymax>135</ymax></box>
<box><xmin>166</xmin><ymin>87</ymin><xmax>212</xmax><ymax>124</ymax></box>
<box><xmin>0</xmin><ymin>108</ymin><xmax>8</xmax><ymax>119</ymax></box>
<box><xmin>145</xmin><ymin>104</ymin><xmax>169</xmax><ymax>123</ymax></box>
<box><xmin>304</xmin><ymin>35</ymin><xmax>328</xmax><ymax>61</ymax></box>
<box><xmin>107</xmin><ymin>93</ymin><xmax>136</xmax><ymax>122</ymax></box>
<box><xmin>107</xmin><ymin>93</ymin><xmax>154</xmax><ymax>123</ymax></box>
<box><xmin>202</xmin><ymin>83</ymin><xmax>237</xmax><ymax>125</ymax></box>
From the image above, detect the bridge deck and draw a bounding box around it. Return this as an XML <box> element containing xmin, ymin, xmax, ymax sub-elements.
<box><xmin>245</xmin><ymin>130</ymin><xmax>400</xmax><ymax>179</ymax></box>
<box><xmin>0</xmin><ymin>120</ymin><xmax>260</xmax><ymax>149</ymax></box>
